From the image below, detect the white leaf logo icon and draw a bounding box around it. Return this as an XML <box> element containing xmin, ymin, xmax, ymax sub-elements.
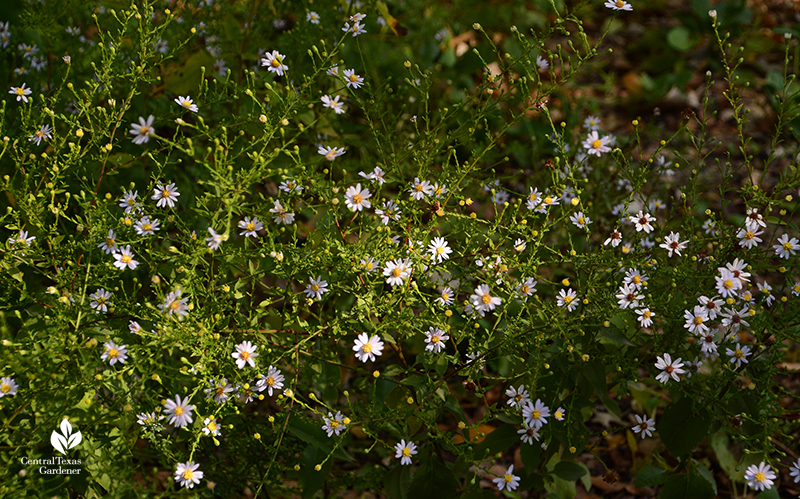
<box><xmin>51</xmin><ymin>418</ymin><xmax>81</xmax><ymax>455</ymax></box>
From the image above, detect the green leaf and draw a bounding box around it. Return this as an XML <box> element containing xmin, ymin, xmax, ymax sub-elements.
<box><xmin>407</xmin><ymin>461</ymin><xmax>457</xmax><ymax>499</ymax></box>
<box><xmin>695</xmin><ymin>463</ymin><xmax>717</xmax><ymax>495</ymax></box>
<box><xmin>552</xmin><ymin>461</ymin><xmax>587</xmax><ymax>481</ymax></box>
<box><xmin>636</xmin><ymin>465</ymin><xmax>668</xmax><ymax>488</ymax></box>
<box><xmin>659</xmin><ymin>398</ymin><xmax>711</xmax><ymax>457</ymax></box>
<box><xmin>758</xmin><ymin>487</ymin><xmax>780</xmax><ymax>499</ymax></box>
<box><xmin>659</xmin><ymin>472</ymin><xmax>715</xmax><ymax>499</ymax></box>
<box><xmin>287</xmin><ymin>416</ymin><xmax>354</xmax><ymax>462</ymax></box>
<box><xmin>520</xmin><ymin>440</ymin><xmax>542</xmax><ymax>469</ymax></box>
<box><xmin>384</xmin><ymin>464</ymin><xmax>413</xmax><ymax>499</ymax></box>
<box><xmin>711</xmin><ymin>431</ymin><xmax>740</xmax><ymax>482</ymax></box>
<box><xmin>473</xmin><ymin>425</ymin><xmax>520</xmax><ymax>459</ymax></box>
<box><xmin>667</xmin><ymin>27</ymin><xmax>694</xmax><ymax>52</ymax></box>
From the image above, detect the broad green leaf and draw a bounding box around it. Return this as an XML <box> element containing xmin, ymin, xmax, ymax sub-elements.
<box><xmin>407</xmin><ymin>461</ymin><xmax>457</xmax><ymax>499</ymax></box>
<box><xmin>659</xmin><ymin>398</ymin><xmax>710</xmax><ymax>457</ymax></box>
<box><xmin>695</xmin><ymin>463</ymin><xmax>717</xmax><ymax>495</ymax></box>
<box><xmin>552</xmin><ymin>461</ymin><xmax>587</xmax><ymax>481</ymax></box>
<box><xmin>667</xmin><ymin>27</ymin><xmax>693</xmax><ymax>52</ymax></box>
<box><xmin>711</xmin><ymin>432</ymin><xmax>740</xmax><ymax>482</ymax></box>
<box><xmin>758</xmin><ymin>487</ymin><xmax>780</xmax><ymax>499</ymax></box>
<box><xmin>636</xmin><ymin>464</ymin><xmax>668</xmax><ymax>488</ymax></box>
<box><xmin>659</xmin><ymin>472</ymin><xmax>715</xmax><ymax>499</ymax></box>
<box><xmin>473</xmin><ymin>425</ymin><xmax>519</xmax><ymax>459</ymax></box>
<box><xmin>384</xmin><ymin>464</ymin><xmax>413</xmax><ymax>499</ymax></box>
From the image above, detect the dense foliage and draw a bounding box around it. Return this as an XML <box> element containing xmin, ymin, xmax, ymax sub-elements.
<box><xmin>1</xmin><ymin>0</ymin><xmax>799</xmax><ymax>497</ymax></box>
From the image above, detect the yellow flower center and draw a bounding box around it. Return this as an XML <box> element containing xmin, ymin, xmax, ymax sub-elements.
<box><xmin>161</xmin><ymin>189</ymin><xmax>171</xmax><ymax>198</ymax></box>
<box><xmin>108</xmin><ymin>347</ymin><xmax>119</xmax><ymax>358</ymax></box>
<box><xmin>431</xmin><ymin>335</ymin><xmax>440</xmax><ymax>343</ymax></box>
<box><xmin>207</xmin><ymin>421</ymin><xmax>217</xmax><ymax>431</ymax></box>
<box><xmin>365</xmin><ymin>262</ymin><xmax>374</xmax><ymax>270</ymax></box>
<box><xmin>521</xmin><ymin>285</ymin><xmax>530</xmax><ymax>294</ymax></box>
<box><xmin>735</xmin><ymin>349</ymin><xmax>744</xmax><ymax>359</ymax></box>
<box><xmin>240</xmin><ymin>351</ymin><xmax>250</xmax><ymax>360</ymax></box>
<box><xmin>170</xmin><ymin>300</ymin><xmax>181</xmax><ymax>310</ymax></box>
<box><xmin>246</xmin><ymin>222</ymin><xmax>255</xmax><ymax>231</ymax></box>
<box><xmin>592</xmin><ymin>139</ymin><xmax>603</xmax><ymax>149</ymax></box>
<box><xmin>362</xmin><ymin>343</ymin><xmax>373</xmax><ymax>353</ymax></box>
<box><xmin>215</xmin><ymin>387</ymin><xmax>226</xmax><ymax>396</ymax></box>
<box><xmin>616</xmin><ymin>0</ymin><xmax>624</xmax><ymax>6</ymax></box>
<box><xmin>578</xmin><ymin>217</ymin><xmax>585</xmax><ymax>224</ymax></box>
<box><xmin>15</xmin><ymin>88</ymin><xmax>24</xmax><ymax>96</ymax></box>
<box><xmin>745</xmin><ymin>231</ymin><xmax>754</xmax><ymax>239</ymax></box>
<box><xmin>504</xmin><ymin>474</ymin><xmax>513</xmax><ymax>482</ymax></box>
<box><xmin>481</xmin><ymin>293</ymin><xmax>492</xmax><ymax>304</ymax></box>
<box><xmin>139</xmin><ymin>126</ymin><xmax>150</xmax><ymax>135</ymax></box>
<box><xmin>643</xmin><ymin>310</ymin><xmax>651</xmax><ymax>319</ymax></box>
<box><xmin>784</xmin><ymin>242</ymin><xmax>794</xmax><ymax>250</ymax></box>
<box><xmin>348</xmin><ymin>73</ymin><xmax>359</xmax><ymax>82</ymax></box>
<box><xmin>402</xmin><ymin>447</ymin><xmax>411</xmax><ymax>457</ymax></box>
<box><xmin>106</xmin><ymin>237</ymin><xmax>115</xmax><ymax>246</ymax></box>
<box><xmin>142</xmin><ymin>223</ymin><xmax>152</xmax><ymax>231</ymax></box>
<box><xmin>755</xmin><ymin>472</ymin><xmax>765</xmax><ymax>482</ymax></box>
<box><xmin>563</xmin><ymin>295</ymin><xmax>573</xmax><ymax>304</ymax></box>
<box><xmin>415</xmin><ymin>184</ymin><xmax>424</xmax><ymax>192</ymax></box>
<box><xmin>330</xmin><ymin>421</ymin><xmax>339</xmax><ymax>428</ymax></box>
<box><xmin>441</xmin><ymin>292</ymin><xmax>449</xmax><ymax>300</ymax></box>
<box><xmin>271</xmin><ymin>58</ymin><xmax>281</xmax><ymax>67</ymax></box>
<box><xmin>436</xmin><ymin>246</ymin><xmax>445</xmax><ymax>255</ymax></box>
<box><xmin>531</xmin><ymin>410</ymin><xmax>541</xmax><ymax>419</ymax></box>
<box><xmin>544</xmin><ymin>196</ymin><xmax>553</xmax><ymax>204</ymax></box>
<box><xmin>182</xmin><ymin>100</ymin><xmax>192</xmax><ymax>108</ymax></box>
<box><xmin>182</xmin><ymin>469</ymin><xmax>194</xmax><ymax>480</ymax></box>
<box><xmin>353</xmin><ymin>194</ymin><xmax>363</xmax><ymax>204</ymax></box>
<box><xmin>693</xmin><ymin>316</ymin><xmax>703</xmax><ymax>325</ymax></box>
<box><xmin>392</xmin><ymin>268</ymin><xmax>402</xmax><ymax>277</ymax></box>
<box><xmin>326</xmin><ymin>152</ymin><xmax>336</xmax><ymax>161</ymax></box>
<box><xmin>174</xmin><ymin>406</ymin><xmax>184</xmax><ymax>416</ymax></box>
<box><xmin>311</xmin><ymin>284</ymin><xmax>320</xmax><ymax>292</ymax></box>
<box><xmin>723</xmin><ymin>279</ymin><xmax>734</xmax><ymax>289</ymax></box>
<box><xmin>1</xmin><ymin>384</ymin><xmax>11</xmax><ymax>393</ymax></box>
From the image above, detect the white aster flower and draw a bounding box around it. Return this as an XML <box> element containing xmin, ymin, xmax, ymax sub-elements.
<box><xmin>232</xmin><ymin>341</ymin><xmax>258</xmax><ymax>369</ymax></box>
<box><xmin>130</xmin><ymin>115</ymin><xmax>155</xmax><ymax>144</ymax></box>
<box><xmin>632</xmin><ymin>414</ymin><xmax>655</xmax><ymax>438</ymax></box>
<box><xmin>654</xmin><ymin>353</ymin><xmax>685</xmax><ymax>384</ymax></box>
<box><xmin>304</xmin><ymin>276</ymin><xmax>329</xmax><ymax>300</ymax></box>
<box><xmin>152</xmin><ymin>182</ymin><xmax>180</xmax><ymax>208</ymax></box>
<box><xmin>394</xmin><ymin>439</ymin><xmax>417</xmax><ymax>465</ymax></box>
<box><xmin>725</xmin><ymin>343</ymin><xmax>751</xmax><ymax>369</ymax></box>
<box><xmin>470</xmin><ymin>284</ymin><xmax>501</xmax><ymax>316</ymax></box>
<box><xmin>174</xmin><ymin>461</ymin><xmax>203</xmax><ymax>489</ymax></box>
<box><xmin>113</xmin><ymin>245</ymin><xmax>139</xmax><ymax>270</ymax></box>
<box><xmin>344</xmin><ymin>183</ymin><xmax>372</xmax><ymax>212</ymax></box>
<box><xmin>744</xmin><ymin>462</ymin><xmax>776</xmax><ymax>492</ymax></box>
<box><xmin>261</xmin><ymin>50</ymin><xmax>288</xmax><ymax>76</ymax></box>
<box><xmin>522</xmin><ymin>399</ymin><xmax>550</xmax><ymax>429</ymax></box>
<box><xmin>493</xmin><ymin>465</ymin><xmax>520</xmax><ymax>491</ymax></box>
<box><xmin>428</xmin><ymin>237</ymin><xmax>452</xmax><ymax>263</ymax></box>
<box><xmin>256</xmin><ymin>365</ymin><xmax>285</xmax><ymax>396</ymax></box>
<box><xmin>424</xmin><ymin>327</ymin><xmax>449</xmax><ymax>353</ymax></box>
<box><xmin>174</xmin><ymin>95</ymin><xmax>198</xmax><ymax>112</ymax></box>
<box><xmin>353</xmin><ymin>333</ymin><xmax>384</xmax><ymax>363</ymax></box>
<box><xmin>164</xmin><ymin>395</ymin><xmax>195</xmax><ymax>428</ymax></box>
